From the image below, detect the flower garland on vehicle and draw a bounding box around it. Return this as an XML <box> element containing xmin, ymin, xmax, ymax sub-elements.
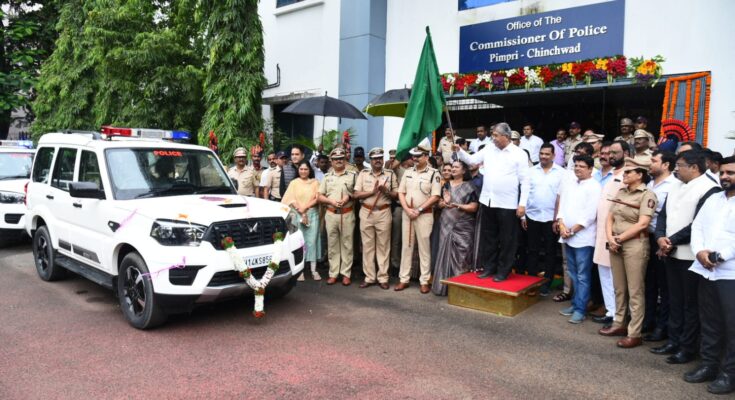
<box><xmin>222</xmin><ymin>232</ymin><xmax>285</xmax><ymax>318</ymax></box>
<box><xmin>440</xmin><ymin>55</ymin><xmax>662</xmax><ymax>95</ymax></box>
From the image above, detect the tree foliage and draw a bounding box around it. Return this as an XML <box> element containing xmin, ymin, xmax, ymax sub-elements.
<box><xmin>197</xmin><ymin>0</ymin><xmax>265</xmax><ymax>165</ymax></box>
<box><xmin>0</xmin><ymin>1</ymin><xmax>59</xmax><ymax>139</ymax></box>
<box><xmin>32</xmin><ymin>0</ymin><xmax>205</xmax><ymax>139</ymax></box>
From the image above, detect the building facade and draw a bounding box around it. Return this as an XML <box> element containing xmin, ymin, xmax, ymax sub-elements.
<box><xmin>260</xmin><ymin>0</ymin><xmax>735</xmax><ymax>153</ymax></box>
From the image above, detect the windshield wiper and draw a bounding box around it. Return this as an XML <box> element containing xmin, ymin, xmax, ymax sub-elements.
<box><xmin>0</xmin><ymin>175</ymin><xmax>29</xmax><ymax>180</ymax></box>
<box><xmin>195</xmin><ymin>186</ymin><xmax>234</xmax><ymax>194</ymax></box>
<box><xmin>134</xmin><ymin>182</ymin><xmax>197</xmax><ymax>198</ymax></box>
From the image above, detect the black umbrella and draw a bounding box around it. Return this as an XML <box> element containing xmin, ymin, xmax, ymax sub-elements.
<box><xmin>282</xmin><ymin>93</ymin><xmax>366</xmax><ymax>146</ymax></box>
<box><xmin>282</xmin><ymin>94</ymin><xmax>367</xmax><ymax>120</ymax></box>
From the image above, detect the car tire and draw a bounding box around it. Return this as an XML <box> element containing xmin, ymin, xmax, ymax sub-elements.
<box><xmin>265</xmin><ymin>275</ymin><xmax>297</xmax><ymax>300</ymax></box>
<box><xmin>32</xmin><ymin>226</ymin><xmax>66</xmax><ymax>281</ymax></box>
<box><xmin>117</xmin><ymin>252</ymin><xmax>167</xmax><ymax>330</ymax></box>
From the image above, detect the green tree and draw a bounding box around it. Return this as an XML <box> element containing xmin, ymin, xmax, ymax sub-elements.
<box><xmin>198</xmin><ymin>0</ymin><xmax>265</xmax><ymax>164</ymax></box>
<box><xmin>0</xmin><ymin>1</ymin><xmax>60</xmax><ymax>139</ymax></box>
<box><xmin>32</xmin><ymin>0</ymin><xmax>204</xmax><ymax>139</ymax></box>
<box><xmin>31</xmin><ymin>0</ymin><xmax>97</xmax><ymax>138</ymax></box>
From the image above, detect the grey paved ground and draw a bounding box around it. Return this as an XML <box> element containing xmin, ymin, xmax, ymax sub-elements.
<box><xmin>0</xmin><ymin>242</ymin><xmax>713</xmax><ymax>399</ymax></box>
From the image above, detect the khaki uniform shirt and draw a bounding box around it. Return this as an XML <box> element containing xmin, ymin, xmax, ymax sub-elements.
<box><xmin>319</xmin><ymin>169</ymin><xmax>356</xmax><ymax>208</ymax></box>
<box><xmin>634</xmin><ymin>149</ymin><xmax>653</xmax><ymax>163</ymax></box>
<box><xmin>564</xmin><ymin>136</ymin><xmax>583</xmax><ymax>165</ymax></box>
<box><xmin>439</xmin><ymin>136</ymin><xmax>456</xmax><ymax>164</ymax></box>
<box><xmin>264</xmin><ymin>166</ymin><xmax>282</xmax><ymax>199</ymax></box>
<box><xmin>355</xmin><ymin>168</ymin><xmax>398</xmax><ymax>208</ymax></box>
<box><xmin>228</xmin><ymin>165</ymin><xmax>257</xmax><ymax>196</ymax></box>
<box><xmin>397</xmin><ymin>165</ymin><xmax>441</xmax><ymax>208</ymax></box>
<box><xmin>346</xmin><ymin>163</ymin><xmax>359</xmax><ymax>174</ymax></box>
<box><xmin>610</xmin><ymin>183</ymin><xmax>658</xmax><ymax>235</ymax></box>
<box><xmin>614</xmin><ymin>134</ymin><xmax>635</xmax><ymax>148</ymax></box>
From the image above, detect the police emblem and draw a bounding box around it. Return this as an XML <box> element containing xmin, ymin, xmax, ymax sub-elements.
<box><xmin>647</xmin><ymin>199</ymin><xmax>655</xmax><ymax>209</ymax></box>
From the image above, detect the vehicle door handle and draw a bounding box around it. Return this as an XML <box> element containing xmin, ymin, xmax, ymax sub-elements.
<box><xmin>46</xmin><ymin>194</ymin><xmax>54</xmax><ymax>200</ymax></box>
<box><xmin>73</xmin><ymin>202</ymin><xmax>82</xmax><ymax>208</ymax></box>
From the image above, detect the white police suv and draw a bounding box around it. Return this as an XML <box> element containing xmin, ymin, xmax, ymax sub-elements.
<box><xmin>25</xmin><ymin>128</ymin><xmax>304</xmax><ymax>329</ymax></box>
<box><xmin>0</xmin><ymin>140</ymin><xmax>34</xmax><ymax>244</ymax></box>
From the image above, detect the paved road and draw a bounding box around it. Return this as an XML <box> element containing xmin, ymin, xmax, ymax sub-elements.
<box><xmin>0</xmin><ymin>242</ymin><xmax>709</xmax><ymax>399</ymax></box>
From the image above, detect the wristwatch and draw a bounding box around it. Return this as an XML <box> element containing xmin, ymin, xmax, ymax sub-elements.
<box><xmin>418</xmin><ymin>206</ymin><xmax>424</xmax><ymax>213</ymax></box>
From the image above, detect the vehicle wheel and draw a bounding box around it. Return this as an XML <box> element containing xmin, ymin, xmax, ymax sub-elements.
<box><xmin>32</xmin><ymin>226</ymin><xmax>66</xmax><ymax>281</ymax></box>
<box><xmin>266</xmin><ymin>275</ymin><xmax>297</xmax><ymax>300</ymax></box>
<box><xmin>117</xmin><ymin>252</ymin><xmax>167</xmax><ymax>329</ymax></box>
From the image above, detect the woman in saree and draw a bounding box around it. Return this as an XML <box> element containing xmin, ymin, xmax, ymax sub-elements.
<box><xmin>431</xmin><ymin>161</ymin><xmax>479</xmax><ymax>296</ymax></box>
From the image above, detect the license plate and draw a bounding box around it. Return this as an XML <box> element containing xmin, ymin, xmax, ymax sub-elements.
<box><xmin>242</xmin><ymin>254</ymin><xmax>272</xmax><ymax>268</ymax></box>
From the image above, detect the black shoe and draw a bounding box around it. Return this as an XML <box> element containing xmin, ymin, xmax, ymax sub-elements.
<box><xmin>477</xmin><ymin>269</ymin><xmax>494</xmax><ymax>279</ymax></box>
<box><xmin>650</xmin><ymin>343</ymin><xmax>679</xmax><ymax>355</ymax></box>
<box><xmin>643</xmin><ymin>328</ymin><xmax>668</xmax><ymax>342</ymax></box>
<box><xmin>492</xmin><ymin>274</ymin><xmax>508</xmax><ymax>282</ymax></box>
<box><xmin>592</xmin><ymin>315</ymin><xmax>613</xmax><ymax>324</ymax></box>
<box><xmin>708</xmin><ymin>372</ymin><xmax>735</xmax><ymax>395</ymax></box>
<box><xmin>666</xmin><ymin>350</ymin><xmax>696</xmax><ymax>364</ymax></box>
<box><xmin>684</xmin><ymin>364</ymin><xmax>719</xmax><ymax>383</ymax></box>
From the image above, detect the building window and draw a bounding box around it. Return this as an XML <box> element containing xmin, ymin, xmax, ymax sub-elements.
<box><xmin>459</xmin><ymin>0</ymin><xmax>513</xmax><ymax>11</ymax></box>
<box><xmin>277</xmin><ymin>0</ymin><xmax>304</xmax><ymax>8</ymax></box>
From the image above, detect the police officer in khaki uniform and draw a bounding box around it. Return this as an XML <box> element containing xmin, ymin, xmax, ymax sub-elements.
<box><xmin>318</xmin><ymin>148</ymin><xmax>357</xmax><ymax>286</ymax></box>
<box><xmin>395</xmin><ymin>139</ymin><xmax>441</xmax><ymax>293</ymax></box>
<box><xmin>438</xmin><ymin>127</ymin><xmax>457</xmax><ymax>165</ymax></box>
<box><xmin>633</xmin><ymin>129</ymin><xmax>653</xmax><ymax>163</ymax></box>
<box><xmin>600</xmin><ymin>157</ymin><xmax>658</xmax><ymax>348</ymax></box>
<box><xmin>263</xmin><ymin>151</ymin><xmax>286</xmax><ymax>201</ymax></box>
<box><xmin>227</xmin><ymin>147</ymin><xmax>257</xmax><ymax>196</ymax></box>
<box><xmin>353</xmin><ymin>148</ymin><xmax>397</xmax><ymax>289</ymax></box>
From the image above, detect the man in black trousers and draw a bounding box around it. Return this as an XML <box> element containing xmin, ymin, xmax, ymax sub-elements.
<box><xmin>684</xmin><ymin>156</ymin><xmax>735</xmax><ymax>395</ymax></box>
<box><xmin>652</xmin><ymin>150</ymin><xmax>720</xmax><ymax>363</ymax></box>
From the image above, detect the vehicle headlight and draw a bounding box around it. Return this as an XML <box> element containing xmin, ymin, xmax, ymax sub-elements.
<box><xmin>285</xmin><ymin>209</ymin><xmax>299</xmax><ymax>234</ymax></box>
<box><xmin>150</xmin><ymin>219</ymin><xmax>207</xmax><ymax>246</ymax></box>
<box><xmin>0</xmin><ymin>191</ymin><xmax>25</xmax><ymax>204</ymax></box>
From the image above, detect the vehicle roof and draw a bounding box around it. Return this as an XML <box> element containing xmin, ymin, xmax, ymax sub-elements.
<box><xmin>37</xmin><ymin>132</ymin><xmax>208</xmax><ymax>152</ymax></box>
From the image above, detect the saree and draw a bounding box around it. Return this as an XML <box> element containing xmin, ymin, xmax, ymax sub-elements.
<box><xmin>431</xmin><ymin>181</ymin><xmax>478</xmax><ymax>296</ymax></box>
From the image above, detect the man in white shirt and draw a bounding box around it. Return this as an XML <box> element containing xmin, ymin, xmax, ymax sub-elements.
<box><xmin>643</xmin><ymin>150</ymin><xmax>679</xmax><ymax>342</ymax></box>
<box><xmin>455</xmin><ymin>122</ymin><xmax>530</xmax><ymax>282</ymax></box>
<box><xmin>522</xmin><ymin>143</ymin><xmax>564</xmax><ymax>296</ymax></box>
<box><xmin>556</xmin><ymin>154</ymin><xmax>601</xmax><ymax>323</ymax></box>
<box><xmin>469</xmin><ymin>124</ymin><xmax>491</xmax><ymax>153</ymax></box>
<box><xmin>686</xmin><ymin>157</ymin><xmax>735</xmax><ymax>394</ymax></box>
<box><xmin>652</xmin><ymin>150</ymin><xmax>720</xmax><ymax>363</ymax></box>
<box><xmin>520</xmin><ymin>123</ymin><xmax>544</xmax><ymax>165</ymax></box>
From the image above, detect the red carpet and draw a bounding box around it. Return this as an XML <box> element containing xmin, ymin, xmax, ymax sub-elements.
<box><xmin>444</xmin><ymin>272</ymin><xmax>544</xmax><ymax>294</ymax></box>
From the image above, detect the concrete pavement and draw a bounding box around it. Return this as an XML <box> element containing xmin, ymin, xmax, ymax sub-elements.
<box><xmin>0</xmin><ymin>243</ymin><xmax>708</xmax><ymax>399</ymax></box>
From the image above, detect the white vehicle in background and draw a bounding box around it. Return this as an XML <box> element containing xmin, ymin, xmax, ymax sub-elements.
<box><xmin>25</xmin><ymin>128</ymin><xmax>305</xmax><ymax>329</ymax></box>
<box><xmin>0</xmin><ymin>140</ymin><xmax>34</xmax><ymax>244</ymax></box>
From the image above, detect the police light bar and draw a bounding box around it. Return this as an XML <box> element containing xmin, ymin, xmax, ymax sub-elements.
<box><xmin>0</xmin><ymin>140</ymin><xmax>34</xmax><ymax>149</ymax></box>
<box><xmin>100</xmin><ymin>126</ymin><xmax>190</xmax><ymax>141</ymax></box>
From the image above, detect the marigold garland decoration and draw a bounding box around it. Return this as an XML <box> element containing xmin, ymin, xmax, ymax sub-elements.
<box><xmin>223</xmin><ymin>231</ymin><xmax>286</xmax><ymax>318</ymax></box>
<box><xmin>440</xmin><ymin>55</ymin><xmax>664</xmax><ymax>96</ymax></box>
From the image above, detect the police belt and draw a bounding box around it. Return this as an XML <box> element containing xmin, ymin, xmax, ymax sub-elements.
<box><xmin>361</xmin><ymin>203</ymin><xmax>390</xmax><ymax>212</ymax></box>
<box><xmin>327</xmin><ymin>206</ymin><xmax>353</xmax><ymax>214</ymax></box>
<box><xmin>269</xmin><ymin>195</ymin><xmax>281</xmax><ymax>201</ymax></box>
<box><xmin>613</xmin><ymin>231</ymin><xmax>649</xmax><ymax>240</ymax></box>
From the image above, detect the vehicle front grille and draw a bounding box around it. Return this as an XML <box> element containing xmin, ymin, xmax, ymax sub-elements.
<box><xmin>4</xmin><ymin>214</ymin><xmax>22</xmax><ymax>224</ymax></box>
<box><xmin>169</xmin><ymin>265</ymin><xmax>205</xmax><ymax>286</ymax></box>
<box><xmin>207</xmin><ymin>259</ymin><xmax>291</xmax><ymax>287</ymax></box>
<box><xmin>204</xmin><ymin>217</ymin><xmax>287</xmax><ymax>250</ymax></box>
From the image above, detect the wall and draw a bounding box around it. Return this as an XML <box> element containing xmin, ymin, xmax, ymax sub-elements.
<box><xmin>259</xmin><ymin>0</ymin><xmax>342</xmax><ymax>142</ymax></box>
<box><xmin>384</xmin><ymin>0</ymin><xmax>735</xmax><ymax>153</ymax></box>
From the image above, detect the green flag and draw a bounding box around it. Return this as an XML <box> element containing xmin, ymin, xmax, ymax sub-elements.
<box><xmin>396</xmin><ymin>27</ymin><xmax>446</xmax><ymax>159</ymax></box>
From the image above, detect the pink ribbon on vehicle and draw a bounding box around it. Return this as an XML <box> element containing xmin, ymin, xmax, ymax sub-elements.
<box><xmin>116</xmin><ymin>209</ymin><xmax>138</xmax><ymax>232</ymax></box>
<box><xmin>141</xmin><ymin>257</ymin><xmax>187</xmax><ymax>277</ymax></box>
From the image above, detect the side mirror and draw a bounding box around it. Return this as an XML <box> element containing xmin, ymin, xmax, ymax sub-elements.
<box><xmin>69</xmin><ymin>181</ymin><xmax>105</xmax><ymax>199</ymax></box>
<box><xmin>230</xmin><ymin>177</ymin><xmax>239</xmax><ymax>191</ymax></box>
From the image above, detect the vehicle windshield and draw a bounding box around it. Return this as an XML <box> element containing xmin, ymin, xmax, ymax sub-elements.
<box><xmin>105</xmin><ymin>148</ymin><xmax>235</xmax><ymax>200</ymax></box>
<box><xmin>0</xmin><ymin>151</ymin><xmax>34</xmax><ymax>180</ymax></box>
